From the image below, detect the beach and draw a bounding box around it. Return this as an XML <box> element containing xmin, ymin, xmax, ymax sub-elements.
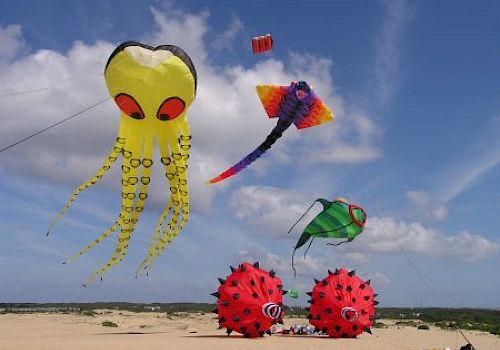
<box><xmin>0</xmin><ymin>311</ymin><xmax>498</xmax><ymax>350</ymax></box>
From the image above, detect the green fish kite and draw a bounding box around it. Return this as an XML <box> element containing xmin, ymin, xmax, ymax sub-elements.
<box><xmin>289</xmin><ymin>197</ymin><xmax>367</xmax><ymax>277</ymax></box>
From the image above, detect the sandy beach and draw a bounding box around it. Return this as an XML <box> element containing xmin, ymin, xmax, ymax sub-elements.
<box><xmin>0</xmin><ymin>311</ymin><xmax>498</xmax><ymax>350</ymax></box>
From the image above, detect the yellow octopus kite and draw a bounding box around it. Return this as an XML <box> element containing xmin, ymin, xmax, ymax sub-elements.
<box><xmin>47</xmin><ymin>42</ymin><xmax>197</xmax><ymax>284</ymax></box>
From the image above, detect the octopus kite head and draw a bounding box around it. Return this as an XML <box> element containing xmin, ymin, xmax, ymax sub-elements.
<box><xmin>290</xmin><ymin>80</ymin><xmax>312</xmax><ymax>102</ymax></box>
<box><xmin>105</xmin><ymin>42</ymin><xmax>197</xmax><ymax>125</ymax></box>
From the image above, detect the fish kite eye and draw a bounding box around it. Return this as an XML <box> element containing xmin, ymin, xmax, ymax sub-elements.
<box><xmin>115</xmin><ymin>93</ymin><xmax>145</xmax><ymax>119</ymax></box>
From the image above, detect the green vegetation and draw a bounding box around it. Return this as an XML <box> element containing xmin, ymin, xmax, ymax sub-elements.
<box><xmin>101</xmin><ymin>321</ymin><xmax>118</xmax><ymax>327</ymax></box>
<box><xmin>81</xmin><ymin>310</ymin><xmax>96</xmax><ymax>316</ymax></box>
<box><xmin>284</xmin><ymin>306</ymin><xmax>308</xmax><ymax>318</ymax></box>
<box><xmin>434</xmin><ymin>321</ymin><xmax>500</xmax><ymax>336</ymax></box>
<box><xmin>378</xmin><ymin>308</ymin><xmax>500</xmax><ymax>336</ymax></box>
<box><xmin>418</xmin><ymin>324</ymin><xmax>430</xmax><ymax>330</ymax></box>
<box><xmin>0</xmin><ymin>302</ymin><xmax>215</xmax><ymax>313</ymax></box>
<box><xmin>395</xmin><ymin>320</ymin><xmax>420</xmax><ymax>327</ymax></box>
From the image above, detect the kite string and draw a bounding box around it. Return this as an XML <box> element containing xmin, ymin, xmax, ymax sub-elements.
<box><xmin>0</xmin><ymin>87</ymin><xmax>52</xmax><ymax>100</ymax></box>
<box><xmin>0</xmin><ymin>96</ymin><xmax>111</xmax><ymax>154</ymax></box>
<box><xmin>0</xmin><ymin>48</ymin><xmax>111</xmax><ymax>99</ymax></box>
<box><xmin>303</xmin><ymin>237</ymin><xmax>315</xmax><ymax>258</ymax></box>
<box><xmin>0</xmin><ymin>76</ymin><xmax>102</xmax><ymax>100</ymax></box>
<box><xmin>287</xmin><ymin>200</ymin><xmax>317</xmax><ymax>234</ymax></box>
<box><xmin>358</xmin><ymin>186</ymin><xmax>452</xmax><ymax>307</ymax></box>
<box><xmin>0</xmin><ymin>52</ymin><xmax>138</xmax><ymax>155</ymax></box>
<box><xmin>291</xmin><ymin>248</ymin><xmax>298</xmax><ymax>278</ymax></box>
<box><xmin>325</xmin><ymin>239</ymin><xmax>350</xmax><ymax>247</ymax></box>
<box><xmin>290</xmin><ymin>200</ymin><xmax>318</xmax><ymax>278</ymax></box>
<box><xmin>0</xmin><ymin>97</ymin><xmax>111</xmax><ymax>153</ymax></box>
<box><xmin>348</xmin><ymin>179</ymin><xmax>445</xmax><ymax>306</ymax></box>
<box><xmin>358</xmin><ymin>191</ymin><xmax>477</xmax><ymax>350</ymax></box>
<box><xmin>344</xmin><ymin>164</ymin><xmax>467</xmax><ymax>308</ymax></box>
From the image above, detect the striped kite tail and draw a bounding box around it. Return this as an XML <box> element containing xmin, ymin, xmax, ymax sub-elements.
<box><xmin>207</xmin><ymin>123</ymin><xmax>288</xmax><ymax>185</ymax></box>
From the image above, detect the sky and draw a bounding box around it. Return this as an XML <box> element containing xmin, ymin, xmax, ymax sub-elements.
<box><xmin>0</xmin><ymin>0</ymin><xmax>499</xmax><ymax>308</ymax></box>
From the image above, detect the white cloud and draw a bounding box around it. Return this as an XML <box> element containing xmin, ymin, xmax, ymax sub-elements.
<box><xmin>440</xmin><ymin>118</ymin><xmax>500</xmax><ymax>203</ymax></box>
<box><xmin>146</xmin><ymin>6</ymin><xmax>210</xmax><ymax>65</ymax></box>
<box><xmin>443</xmin><ymin>154</ymin><xmax>500</xmax><ymax>203</ymax></box>
<box><xmin>411</xmin><ymin>116</ymin><xmax>500</xmax><ymax>208</ymax></box>
<box><xmin>372</xmin><ymin>0</ymin><xmax>415</xmax><ymax>104</ymax></box>
<box><xmin>211</xmin><ymin>16</ymin><xmax>244</xmax><ymax>51</ymax></box>
<box><xmin>230</xmin><ymin>185</ymin><xmax>317</xmax><ymax>236</ymax></box>
<box><xmin>297</xmin><ymin>108</ymin><xmax>383</xmax><ymax>165</ymax></box>
<box><xmin>234</xmin><ymin>250</ymin><xmax>388</xmax><ymax>290</ymax></box>
<box><xmin>0</xmin><ymin>24</ymin><xmax>27</xmax><ymax>64</ymax></box>
<box><xmin>406</xmin><ymin>190</ymin><xmax>449</xmax><ymax>221</ymax></box>
<box><xmin>359</xmin><ymin>217</ymin><xmax>499</xmax><ymax>262</ymax></box>
<box><xmin>366</xmin><ymin>271</ymin><xmax>391</xmax><ymax>285</ymax></box>
<box><xmin>235</xmin><ymin>249</ymin><xmax>327</xmax><ymax>278</ymax></box>
<box><xmin>315</xmin><ymin>144</ymin><xmax>382</xmax><ymax>163</ymax></box>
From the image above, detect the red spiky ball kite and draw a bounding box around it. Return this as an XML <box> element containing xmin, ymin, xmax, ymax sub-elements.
<box><xmin>212</xmin><ymin>262</ymin><xmax>286</xmax><ymax>337</ymax></box>
<box><xmin>307</xmin><ymin>268</ymin><xmax>378</xmax><ymax>338</ymax></box>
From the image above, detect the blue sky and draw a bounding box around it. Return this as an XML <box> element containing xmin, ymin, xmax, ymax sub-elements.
<box><xmin>0</xmin><ymin>0</ymin><xmax>499</xmax><ymax>308</ymax></box>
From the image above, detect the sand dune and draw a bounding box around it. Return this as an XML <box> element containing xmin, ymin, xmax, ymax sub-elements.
<box><xmin>0</xmin><ymin>310</ymin><xmax>498</xmax><ymax>350</ymax></box>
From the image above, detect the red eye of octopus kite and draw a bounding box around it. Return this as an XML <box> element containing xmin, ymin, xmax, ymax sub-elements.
<box><xmin>157</xmin><ymin>97</ymin><xmax>185</xmax><ymax>121</ymax></box>
<box><xmin>115</xmin><ymin>93</ymin><xmax>145</xmax><ymax>119</ymax></box>
<box><xmin>211</xmin><ymin>262</ymin><xmax>286</xmax><ymax>338</ymax></box>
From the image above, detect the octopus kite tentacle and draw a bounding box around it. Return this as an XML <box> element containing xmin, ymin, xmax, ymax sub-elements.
<box><xmin>135</xmin><ymin>129</ymin><xmax>185</xmax><ymax>275</ymax></box>
<box><xmin>68</xmin><ymin>131</ymin><xmax>157</xmax><ymax>268</ymax></box>
<box><xmin>128</xmin><ymin>139</ymin><xmax>154</xmax><ymax>228</ymax></box>
<box><xmin>86</xmin><ymin>125</ymin><xmax>146</xmax><ymax>284</ymax></box>
<box><xmin>46</xmin><ymin>122</ymin><xmax>126</xmax><ymax>236</ymax></box>
<box><xmin>143</xmin><ymin>127</ymin><xmax>191</xmax><ymax>274</ymax></box>
<box><xmin>64</xmin><ymin>218</ymin><xmax>121</xmax><ymax>264</ymax></box>
<box><xmin>145</xmin><ymin>137</ymin><xmax>176</xmax><ymax>251</ymax></box>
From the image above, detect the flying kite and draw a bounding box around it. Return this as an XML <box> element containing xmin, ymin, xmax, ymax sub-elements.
<box><xmin>289</xmin><ymin>198</ymin><xmax>367</xmax><ymax>276</ymax></box>
<box><xmin>46</xmin><ymin>41</ymin><xmax>197</xmax><ymax>283</ymax></box>
<box><xmin>252</xmin><ymin>34</ymin><xmax>273</xmax><ymax>54</ymax></box>
<box><xmin>307</xmin><ymin>268</ymin><xmax>377</xmax><ymax>337</ymax></box>
<box><xmin>287</xmin><ymin>288</ymin><xmax>299</xmax><ymax>299</ymax></box>
<box><xmin>212</xmin><ymin>262</ymin><xmax>286</xmax><ymax>338</ymax></box>
<box><xmin>207</xmin><ymin>81</ymin><xmax>334</xmax><ymax>185</ymax></box>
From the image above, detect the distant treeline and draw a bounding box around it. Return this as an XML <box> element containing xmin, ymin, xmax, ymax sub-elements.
<box><xmin>0</xmin><ymin>302</ymin><xmax>216</xmax><ymax>313</ymax></box>
<box><xmin>1</xmin><ymin>303</ymin><xmax>498</xmax><ymax>335</ymax></box>
<box><xmin>377</xmin><ymin>307</ymin><xmax>500</xmax><ymax>336</ymax></box>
